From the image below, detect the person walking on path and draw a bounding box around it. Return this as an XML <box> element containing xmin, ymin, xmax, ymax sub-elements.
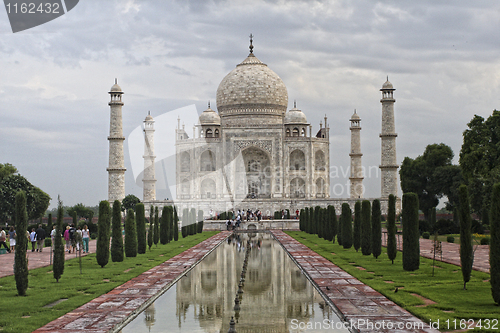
<box><xmin>30</xmin><ymin>228</ymin><xmax>37</xmax><ymax>252</ymax></box>
<box><xmin>50</xmin><ymin>225</ymin><xmax>56</xmax><ymax>249</ymax></box>
<box><xmin>69</xmin><ymin>224</ymin><xmax>77</xmax><ymax>253</ymax></box>
<box><xmin>64</xmin><ymin>226</ymin><xmax>71</xmax><ymax>253</ymax></box>
<box><xmin>8</xmin><ymin>227</ymin><xmax>16</xmax><ymax>252</ymax></box>
<box><xmin>0</xmin><ymin>227</ymin><xmax>10</xmax><ymax>253</ymax></box>
<box><xmin>82</xmin><ymin>225</ymin><xmax>90</xmax><ymax>253</ymax></box>
<box><xmin>36</xmin><ymin>224</ymin><xmax>46</xmax><ymax>252</ymax></box>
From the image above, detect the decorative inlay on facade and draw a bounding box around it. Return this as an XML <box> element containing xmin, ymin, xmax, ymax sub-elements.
<box><xmin>233</xmin><ymin>139</ymin><xmax>273</xmax><ymax>155</ymax></box>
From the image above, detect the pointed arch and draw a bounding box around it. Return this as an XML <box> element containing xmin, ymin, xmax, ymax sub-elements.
<box><xmin>315</xmin><ymin>150</ymin><xmax>326</xmax><ymax>171</ymax></box>
<box><xmin>200</xmin><ymin>150</ymin><xmax>216</xmax><ymax>172</ymax></box>
<box><xmin>289</xmin><ymin>149</ymin><xmax>305</xmax><ymax>171</ymax></box>
<box><xmin>180</xmin><ymin>151</ymin><xmax>190</xmax><ymax>173</ymax></box>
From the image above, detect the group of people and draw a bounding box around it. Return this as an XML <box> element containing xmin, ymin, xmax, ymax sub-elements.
<box><xmin>225</xmin><ymin>209</ymin><xmax>264</xmax><ymax>230</ymax></box>
<box><xmin>0</xmin><ymin>224</ymin><xmax>90</xmax><ymax>254</ymax></box>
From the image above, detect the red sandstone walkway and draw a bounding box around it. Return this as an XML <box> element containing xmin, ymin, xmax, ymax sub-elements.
<box><xmin>0</xmin><ymin>240</ymin><xmax>97</xmax><ymax>278</ymax></box>
<box><xmin>381</xmin><ymin>232</ymin><xmax>490</xmax><ymax>273</ymax></box>
<box><xmin>271</xmin><ymin>230</ymin><xmax>439</xmax><ymax>333</ymax></box>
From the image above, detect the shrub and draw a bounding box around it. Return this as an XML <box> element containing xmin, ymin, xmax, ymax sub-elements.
<box><xmin>44</xmin><ymin>238</ymin><xmax>51</xmax><ymax>247</ymax></box>
<box><xmin>14</xmin><ymin>191</ymin><xmax>29</xmax><ymax>296</ymax></box>
<box><xmin>341</xmin><ymin>203</ymin><xmax>352</xmax><ymax>249</ymax></box>
<box><xmin>387</xmin><ymin>194</ymin><xmax>397</xmax><ymax>264</ymax></box>
<box><xmin>471</xmin><ymin>219</ymin><xmax>484</xmax><ymax>234</ymax></box>
<box><xmin>173</xmin><ymin>207</ymin><xmax>179</xmax><ymax>241</ymax></box>
<box><xmin>447</xmin><ymin>236</ymin><xmax>455</xmax><ymax>243</ymax></box>
<box><xmin>110</xmin><ymin>200</ymin><xmax>124</xmax><ymax>263</ymax></box>
<box><xmin>419</xmin><ymin>219</ymin><xmax>432</xmax><ymax>234</ymax></box>
<box><xmin>181</xmin><ymin>226</ymin><xmax>187</xmax><ymax>238</ymax></box>
<box><xmin>197</xmin><ymin>221</ymin><xmax>203</xmax><ymax>233</ymax></box>
<box><xmin>353</xmin><ymin>201</ymin><xmax>361</xmax><ymax>251</ymax></box>
<box><xmin>53</xmin><ymin>197</ymin><xmax>65</xmax><ymax>282</ymax></box>
<box><xmin>90</xmin><ymin>233</ymin><xmax>97</xmax><ymax>240</ymax></box>
<box><xmin>481</xmin><ymin>237</ymin><xmax>490</xmax><ymax>245</ymax></box>
<box><xmin>361</xmin><ymin>200</ymin><xmax>371</xmax><ymax>255</ymax></box>
<box><xmin>491</xmin><ymin>182</ymin><xmax>500</xmax><ymax>304</ymax></box>
<box><xmin>124</xmin><ymin>209</ymin><xmax>137</xmax><ymax>257</ymax></box>
<box><xmin>402</xmin><ymin>193</ymin><xmax>419</xmax><ymax>271</ymax></box>
<box><xmin>483</xmin><ymin>224</ymin><xmax>490</xmax><ymax>231</ymax></box>
<box><xmin>422</xmin><ymin>232</ymin><xmax>430</xmax><ymax>239</ymax></box>
<box><xmin>371</xmin><ymin>199</ymin><xmax>382</xmax><ymax>259</ymax></box>
<box><xmin>459</xmin><ymin>184</ymin><xmax>473</xmax><ymax>290</ymax></box>
<box><xmin>136</xmin><ymin>203</ymin><xmax>147</xmax><ymax>254</ymax></box>
<box><xmin>435</xmin><ymin>218</ymin><xmax>459</xmax><ymax>235</ymax></box>
<box><xmin>96</xmin><ymin>200</ymin><xmax>111</xmax><ymax>268</ymax></box>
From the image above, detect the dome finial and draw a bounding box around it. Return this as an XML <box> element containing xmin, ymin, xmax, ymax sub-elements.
<box><xmin>249</xmin><ymin>33</ymin><xmax>254</xmax><ymax>54</ymax></box>
<box><xmin>294</xmin><ymin>100</ymin><xmax>296</xmax><ymax>108</ymax></box>
<box><xmin>115</xmin><ymin>78</ymin><xmax>117</xmax><ymax>84</ymax></box>
<box><xmin>148</xmin><ymin>110</ymin><xmax>150</xmax><ymax>115</ymax></box>
<box><xmin>208</xmin><ymin>101</ymin><xmax>211</xmax><ymax>108</ymax></box>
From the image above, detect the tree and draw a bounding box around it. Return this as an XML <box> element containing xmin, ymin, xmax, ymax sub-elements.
<box><xmin>154</xmin><ymin>206</ymin><xmax>159</xmax><ymax>246</ymax></box>
<box><xmin>304</xmin><ymin>207</ymin><xmax>310</xmax><ymax>233</ymax></box>
<box><xmin>400</xmin><ymin>143</ymin><xmax>459</xmax><ymax>221</ymax></box>
<box><xmin>402</xmin><ymin>193</ymin><xmax>420</xmax><ymax>271</ymax></box>
<box><xmin>458</xmin><ymin>185</ymin><xmax>473</xmax><ymax>290</ymax></box>
<box><xmin>67</xmin><ymin>203</ymin><xmax>95</xmax><ymax>220</ymax></box>
<box><xmin>387</xmin><ymin>194</ymin><xmax>397</xmax><ymax>264</ymax></box>
<box><xmin>190</xmin><ymin>208</ymin><xmax>197</xmax><ymax>235</ymax></box>
<box><xmin>14</xmin><ymin>190</ymin><xmax>28</xmax><ymax>295</ymax></box>
<box><xmin>96</xmin><ymin>201</ymin><xmax>111</xmax><ymax>268</ymax></box>
<box><xmin>353</xmin><ymin>201</ymin><xmax>361</xmax><ymax>252</ymax></box>
<box><xmin>0</xmin><ymin>163</ymin><xmax>17</xmax><ymax>180</ymax></box>
<box><xmin>371</xmin><ymin>199</ymin><xmax>382</xmax><ymax>259</ymax></box>
<box><xmin>313</xmin><ymin>206</ymin><xmax>320</xmax><ymax>235</ymax></box>
<box><xmin>327</xmin><ymin>205</ymin><xmax>337</xmax><ymax>242</ymax></box>
<box><xmin>0</xmin><ymin>174</ymin><xmax>50</xmax><ymax>223</ymax></box>
<box><xmin>110</xmin><ymin>200</ymin><xmax>124</xmax><ymax>262</ymax></box>
<box><xmin>173</xmin><ymin>207</ymin><xmax>179</xmax><ymax>241</ymax></box>
<box><xmin>148</xmin><ymin>205</ymin><xmax>153</xmax><ymax>250</ymax></box>
<box><xmin>160</xmin><ymin>206</ymin><xmax>170</xmax><ymax>244</ymax></box>
<box><xmin>337</xmin><ymin>209</ymin><xmax>343</xmax><ymax>246</ymax></box>
<box><xmin>361</xmin><ymin>200</ymin><xmax>371</xmax><ymax>255</ymax></box>
<box><xmin>460</xmin><ymin>111</ymin><xmax>500</xmax><ymax>214</ymax></box>
<box><xmin>182</xmin><ymin>208</ymin><xmax>189</xmax><ymax>236</ymax></box>
<box><xmin>490</xmin><ymin>183</ymin><xmax>500</xmax><ymax>304</ymax></box>
<box><xmin>124</xmin><ymin>209</ymin><xmax>137</xmax><ymax>257</ymax></box>
<box><xmin>341</xmin><ymin>203</ymin><xmax>352</xmax><ymax>249</ymax></box>
<box><xmin>121</xmin><ymin>194</ymin><xmax>140</xmax><ymax>212</ymax></box>
<box><xmin>53</xmin><ymin>196</ymin><xmax>65</xmax><ymax>282</ymax></box>
<box><xmin>299</xmin><ymin>209</ymin><xmax>305</xmax><ymax>232</ymax></box>
<box><xmin>197</xmin><ymin>210</ymin><xmax>204</xmax><ymax>233</ymax></box>
<box><xmin>136</xmin><ymin>203</ymin><xmax>147</xmax><ymax>254</ymax></box>
<box><xmin>47</xmin><ymin>213</ymin><xmax>53</xmax><ymax>230</ymax></box>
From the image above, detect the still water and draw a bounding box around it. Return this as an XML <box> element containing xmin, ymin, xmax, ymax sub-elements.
<box><xmin>121</xmin><ymin>233</ymin><xmax>349</xmax><ymax>333</ymax></box>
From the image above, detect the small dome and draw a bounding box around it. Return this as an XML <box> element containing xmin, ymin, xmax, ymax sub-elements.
<box><xmin>350</xmin><ymin>110</ymin><xmax>360</xmax><ymax>120</ymax></box>
<box><xmin>110</xmin><ymin>80</ymin><xmax>122</xmax><ymax>92</ymax></box>
<box><xmin>199</xmin><ymin>107</ymin><xmax>221</xmax><ymax>125</ymax></box>
<box><xmin>145</xmin><ymin>114</ymin><xmax>153</xmax><ymax>121</ymax></box>
<box><xmin>284</xmin><ymin>107</ymin><xmax>308</xmax><ymax>124</ymax></box>
<box><xmin>382</xmin><ymin>77</ymin><xmax>393</xmax><ymax>89</ymax></box>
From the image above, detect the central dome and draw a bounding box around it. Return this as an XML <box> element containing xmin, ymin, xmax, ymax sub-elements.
<box><xmin>216</xmin><ymin>53</ymin><xmax>288</xmax><ymax>123</ymax></box>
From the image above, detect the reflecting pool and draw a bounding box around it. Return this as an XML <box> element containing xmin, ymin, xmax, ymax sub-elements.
<box><xmin>120</xmin><ymin>233</ymin><xmax>349</xmax><ymax>333</ymax></box>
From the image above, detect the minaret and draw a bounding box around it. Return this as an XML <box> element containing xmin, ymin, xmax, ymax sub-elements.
<box><xmin>349</xmin><ymin>110</ymin><xmax>363</xmax><ymax>198</ymax></box>
<box><xmin>143</xmin><ymin>111</ymin><xmax>156</xmax><ymax>203</ymax></box>
<box><xmin>380</xmin><ymin>77</ymin><xmax>398</xmax><ymax>198</ymax></box>
<box><xmin>107</xmin><ymin>79</ymin><xmax>126</xmax><ymax>203</ymax></box>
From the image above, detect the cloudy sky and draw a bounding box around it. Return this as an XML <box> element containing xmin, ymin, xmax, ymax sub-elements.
<box><xmin>1</xmin><ymin>0</ymin><xmax>500</xmax><ymax>209</ymax></box>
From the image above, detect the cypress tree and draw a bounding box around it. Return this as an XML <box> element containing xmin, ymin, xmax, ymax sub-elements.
<box><xmin>371</xmin><ymin>199</ymin><xmax>382</xmax><ymax>259</ymax></box>
<box><xmin>53</xmin><ymin>196</ymin><xmax>64</xmax><ymax>282</ymax></box>
<box><xmin>153</xmin><ymin>206</ymin><xmax>159</xmax><ymax>246</ymax></box>
<box><xmin>458</xmin><ymin>185</ymin><xmax>473</xmax><ymax>290</ymax></box>
<box><xmin>402</xmin><ymin>193</ymin><xmax>420</xmax><ymax>271</ymax></box>
<box><xmin>124</xmin><ymin>209</ymin><xmax>137</xmax><ymax>257</ymax></box>
<box><xmin>304</xmin><ymin>207</ymin><xmax>309</xmax><ymax>233</ymax></box>
<box><xmin>327</xmin><ymin>205</ymin><xmax>337</xmax><ymax>243</ymax></box>
<box><xmin>136</xmin><ymin>203</ymin><xmax>146</xmax><ymax>254</ymax></box>
<box><xmin>299</xmin><ymin>209</ymin><xmax>305</xmax><ymax>231</ymax></box>
<box><xmin>490</xmin><ymin>183</ymin><xmax>500</xmax><ymax>304</ymax></box>
<box><xmin>313</xmin><ymin>206</ymin><xmax>321</xmax><ymax>235</ymax></box>
<box><xmin>182</xmin><ymin>208</ymin><xmax>189</xmax><ymax>236</ymax></box>
<box><xmin>160</xmin><ymin>206</ymin><xmax>169</xmax><ymax>244</ymax></box>
<box><xmin>353</xmin><ymin>201</ymin><xmax>361</xmax><ymax>252</ymax></box>
<box><xmin>387</xmin><ymin>194</ymin><xmax>397</xmax><ymax>264</ymax></box>
<box><xmin>96</xmin><ymin>200</ymin><xmax>110</xmax><ymax>268</ymax></box>
<box><xmin>341</xmin><ymin>203</ymin><xmax>353</xmax><ymax>249</ymax></box>
<box><xmin>361</xmin><ymin>200</ymin><xmax>371</xmax><ymax>255</ymax></box>
<box><xmin>337</xmin><ymin>211</ymin><xmax>343</xmax><ymax>246</ymax></box>
<box><xmin>430</xmin><ymin>207</ymin><xmax>437</xmax><ymax>232</ymax></box>
<box><xmin>317</xmin><ymin>207</ymin><xmax>324</xmax><ymax>239</ymax></box>
<box><xmin>173</xmin><ymin>207</ymin><xmax>179</xmax><ymax>241</ymax></box>
<box><xmin>190</xmin><ymin>208</ymin><xmax>197</xmax><ymax>234</ymax></box>
<box><xmin>47</xmin><ymin>213</ymin><xmax>53</xmax><ymax>231</ymax></box>
<box><xmin>197</xmin><ymin>210</ymin><xmax>204</xmax><ymax>233</ymax></box>
<box><xmin>147</xmin><ymin>206</ymin><xmax>153</xmax><ymax>250</ymax></box>
<box><xmin>72</xmin><ymin>211</ymin><xmax>77</xmax><ymax>227</ymax></box>
<box><xmin>110</xmin><ymin>200</ymin><xmax>124</xmax><ymax>262</ymax></box>
<box><xmin>14</xmin><ymin>191</ymin><xmax>28</xmax><ymax>295</ymax></box>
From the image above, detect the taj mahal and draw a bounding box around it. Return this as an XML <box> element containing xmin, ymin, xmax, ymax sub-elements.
<box><xmin>106</xmin><ymin>38</ymin><xmax>399</xmax><ymax>217</ymax></box>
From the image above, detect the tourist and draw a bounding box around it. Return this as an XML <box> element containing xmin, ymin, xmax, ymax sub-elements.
<box><xmin>296</xmin><ymin>209</ymin><xmax>299</xmax><ymax>218</ymax></box>
<box><xmin>76</xmin><ymin>226</ymin><xmax>83</xmax><ymax>252</ymax></box>
<box><xmin>29</xmin><ymin>228</ymin><xmax>37</xmax><ymax>252</ymax></box>
<box><xmin>64</xmin><ymin>226</ymin><xmax>71</xmax><ymax>253</ymax></box>
<box><xmin>0</xmin><ymin>227</ymin><xmax>10</xmax><ymax>253</ymax></box>
<box><xmin>82</xmin><ymin>225</ymin><xmax>90</xmax><ymax>253</ymax></box>
<box><xmin>36</xmin><ymin>224</ymin><xmax>46</xmax><ymax>252</ymax></box>
<box><xmin>226</xmin><ymin>220</ymin><xmax>230</xmax><ymax>231</ymax></box>
<box><xmin>8</xmin><ymin>226</ymin><xmax>16</xmax><ymax>252</ymax></box>
<box><xmin>50</xmin><ymin>225</ymin><xmax>56</xmax><ymax>249</ymax></box>
<box><xmin>69</xmin><ymin>223</ymin><xmax>77</xmax><ymax>253</ymax></box>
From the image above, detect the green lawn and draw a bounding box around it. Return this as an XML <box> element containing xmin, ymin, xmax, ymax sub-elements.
<box><xmin>287</xmin><ymin>231</ymin><xmax>497</xmax><ymax>332</ymax></box>
<box><xmin>0</xmin><ymin>231</ymin><xmax>218</xmax><ymax>333</ymax></box>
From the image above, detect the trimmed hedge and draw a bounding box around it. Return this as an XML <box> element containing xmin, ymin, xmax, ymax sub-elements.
<box><xmin>387</xmin><ymin>194</ymin><xmax>397</xmax><ymax>264</ymax></box>
<box><xmin>341</xmin><ymin>203</ymin><xmax>352</xmax><ymax>249</ymax></box>
<box><xmin>371</xmin><ymin>199</ymin><xmax>382</xmax><ymax>259</ymax></box>
<box><xmin>111</xmin><ymin>200</ymin><xmax>124</xmax><ymax>262</ymax></box>
<box><xmin>96</xmin><ymin>200</ymin><xmax>111</xmax><ymax>268</ymax></box>
<box><xmin>361</xmin><ymin>200</ymin><xmax>371</xmax><ymax>255</ymax></box>
<box><xmin>402</xmin><ymin>193</ymin><xmax>420</xmax><ymax>271</ymax></box>
<box><xmin>124</xmin><ymin>209</ymin><xmax>137</xmax><ymax>258</ymax></box>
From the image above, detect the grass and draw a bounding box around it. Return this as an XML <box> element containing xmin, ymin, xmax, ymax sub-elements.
<box><xmin>286</xmin><ymin>231</ymin><xmax>498</xmax><ymax>332</ymax></box>
<box><xmin>0</xmin><ymin>231</ymin><xmax>218</xmax><ymax>333</ymax></box>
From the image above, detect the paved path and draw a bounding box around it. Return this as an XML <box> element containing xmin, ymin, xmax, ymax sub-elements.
<box><xmin>271</xmin><ymin>230</ymin><xmax>438</xmax><ymax>333</ymax></box>
<box><xmin>0</xmin><ymin>240</ymin><xmax>97</xmax><ymax>278</ymax></box>
<box><xmin>381</xmin><ymin>232</ymin><xmax>490</xmax><ymax>273</ymax></box>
